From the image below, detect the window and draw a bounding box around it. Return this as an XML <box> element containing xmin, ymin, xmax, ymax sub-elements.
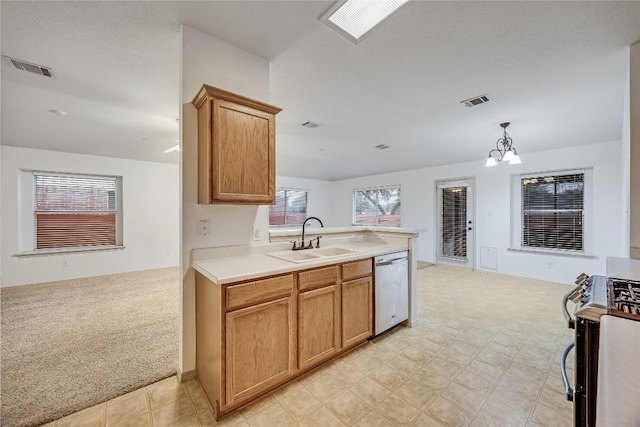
<box><xmin>353</xmin><ymin>186</ymin><xmax>401</xmax><ymax>226</ymax></box>
<box><xmin>520</xmin><ymin>171</ymin><xmax>585</xmax><ymax>251</ymax></box>
<box><xmin>33</xmin><ymin>172</ymin><xmax>121</xmax><ymax>250</ymax></box>
<box><xmin>269</xmin><ymin>188</ymin><xmax>308</xmax><ymax>225</ymax></box>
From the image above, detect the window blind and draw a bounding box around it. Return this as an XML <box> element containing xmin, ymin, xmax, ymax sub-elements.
<box><xmin>521</xmin><ymin>172</ymin><xmax>584</xmax><ymax>251</ymax></box>
<box><xmin>353</xmin><ymin>186</ymin><xmax>401</xmax><ymax>226</ymax></box>
<box><xmin>441</xmin><ymin>187</ymin><xmax>467</xmax><ymax>258</ymax></box>
<box><xmin>269</xmin><ymin>188</ymin><xmax>308</xmax><ymax>225</ymax></box>
<box><xmin>34</xmin><ymin>173</ymin><xmax>118</xmax><ymax>249</ymax></box>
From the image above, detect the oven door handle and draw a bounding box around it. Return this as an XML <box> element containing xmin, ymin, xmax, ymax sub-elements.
<box><xmin>563</xmin><ymin>286</ymin><xmax>580</xmax><ymax>329</ymax></box>
<box><xmin>560</xmin><ymin>340</ymin><xmax>575</xmax><ymax>402</ymax></box>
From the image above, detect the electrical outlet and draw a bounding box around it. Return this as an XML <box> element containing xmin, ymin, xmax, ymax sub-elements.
<box><xmin>62</xmin><ymin>260</ymin><xmax>68</xmax><ymax>267</ymax></box>
<box><xmin>198</xmin><ymin>220</ymin><xmax>210</xmax><ymax>236</ymax></box>
<box><xmin>547</xmin><ymin>261</ymin><xmax>554</xmax><ymax>268</ymax></box>
<box><xmin>356</xmin><ymin>235</ymin><xmax>363</xmax><ymax>242</ymax></box>
<box><xmin>253</xmin><ymin>227</ymin><xmax>261</xmax><ymax>241</ymax></box>
<box><xmin>339</xmin><ymin>237</ymin><xmax>348</xmax><ymax>244</ymax></box>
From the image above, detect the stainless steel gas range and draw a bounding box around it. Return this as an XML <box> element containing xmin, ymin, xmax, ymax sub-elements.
<box><xmin>561</xmin><ymin>259</ymin><xmax>640</xmax><ymax>427</ymax></box>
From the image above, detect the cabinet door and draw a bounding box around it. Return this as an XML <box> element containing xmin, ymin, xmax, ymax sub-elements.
<box><xmin>225</xmin><ymin>296</ymin><xmax>295</xmax><ymax>407</ymax></box>
<box><xmin>342</xmin><ymin>276</ymin><xmax>373</xmax><ymax>348</ymax></box>
<box><xmin>298</xmin><ymin>284</ymin><xmax>340</xmax><ymax>370</ymax></box>
<box><xmin>213</xmin><ymin>100</ymin><xmax>274</xmax><ymax>203</ymax></box>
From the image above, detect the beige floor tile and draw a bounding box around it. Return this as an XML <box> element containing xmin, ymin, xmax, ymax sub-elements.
<box><xmin>246</xmin><ymin>403</ymin><xmax>296</xmax><ymax>427</ymax></box>
<box><xmin>401</xmin><ymin>345</ymin><xmax>436</xmax><ymax>365</ymax></box>
<box><xmin>474</xmin><ymin>349</ymin><xmax>512</xmax><ymax>370</ymax></box>
<box><xmin>441</xmin><ymin>382</ymin><xmax>486</xmax><ymax>414</ymax></box>
<box><xmin>279</xmin><ymin>388</ymin><xmax>322</xmax><ymax>421</ymax></box>
<box><xmin>529</xmin><ymin>402</ymin><xmax>572</xmax><ymax>427</ymax></box>
<box><xmin>386</xmin><ymin>354</ymin><xmax>422</xmax><ymax>377</ymax></box>
<box><xmin>270</xmin><ymin>380</ymin><xmax>305</xmax><ymax>402</ymax></box>
<box><xmin>147</xmin><ymin>376</ymin><xmax>187</xmax><ymax>409</ymax></box>
<box><xmin>326</xmin><ymin>361</ymin><xmax>367</xmax><ymax>386</ymax></box>
<box><xmin>57</xmin><ymin>404</ymin><xmax>105</xmax><ymax>427</ymax></box>
<box><xmin>368</xmin><ymin>364</ymin><xmax>408</xmax><ymax>390</ymax></box>
<box><xmin>425</xmin><ymin>397</ymin><xmax>472</xmax><ymax>427</ymax></box>
<box><xmin>466</xmin><ymin>359</ymin><xmax>505</xmax><ymax>381</ymax></box>
<box><xmin>412</xmin><ymin>368</ymin><xmax>451</xmax><ymax>392</ymax></box>
<box><xmin>105</xmin><ymin>391</ymin><xmax>149</xmax><ymax>427</ymax></box>
<box><xmin>305</xmin><ymin>374</ymin><xmax>347</xmax><ymax>402</ymax></box>
<box><xmin>150</xmin><ymin>395</ymin><xmax>196</xmax><ymax>427</ymax></box>
<box><xmin>297</xmin><ymin>407</ymin><xmax>345</xmax><ymax>427</ymax></box>
<box><xmin>453</xmin><ymin>370</ymin><xmax>497</xmax><ymax>397</ymax></box>
<box><xmin>347</xmin><ymin>353</ymin><xmax>380</xmax><ymax>374</ymax></box>
<box><xmin>198</xmin><ymin>410</ymin><xmax>248</xmax><ymax>427</ymax></box>
<box><xmin>240</xmin><ymin>395</ymin><xmax>277</xmax><ymax>418</ymax></box>
<box><xmin>375</xmin><ymin>393</ymin><xmax>421</xmax><ymax>427</ymax></box>
<box><xmin>536</xmin><ymin>388</ymin><xmax>572</xmax><ymax>416</ymax></box>
<box><xmin>326</xmin><ymin>390</ymin><xmax>371</xmax><ymax>426</ymax></box>
<box><xmin>411</xmin><ymin>413</ymin><xmax>446</xmax><ymax>427</ymax></box>
<box><xmin>168</xmin><ymin>417</ymin><xmax>199</xmax><ymax>427</ymax></box>
<box><xmin>394</xmin><ymin>379</ymin><xmax>440</xmax><ymax>410</ymax></box>
<box><xmin>353</xmin><ymin>410</ymin><xmax>396</xmax><ymax>427</ymax></box>
<box><xmin>350</xmin><ymin>376</ymin><xmax>390</xmax><ymax>406</ymax></box>
<box><xmin>426</xmin><ymin>358</ymin><xmax>464</xmax><ymax>379</ymax></box>
<box><xmin>187</xmin><ymin>385</ymin><xmax>214</xmax><ymax>415</ymax></box>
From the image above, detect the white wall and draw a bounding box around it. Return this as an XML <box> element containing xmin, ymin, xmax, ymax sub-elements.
<box><xmin>328</xmin><ymin>140</ymin><xmax>625</xmax><ymax>284</ymax></box>
<box><xmin>180</xmin><ymin>25</ymin><xmax>272</xmax><ymax>375</ymax></box>
<box><xmin>275</xmin><ymin>175</ymin><xmax>333</xmax><ymax>226</ymax></box>
<box><xmin>622</xmin><ymin>47</ymin><xmax>631</xmax><ymax>256</ymax></box>
<box><xmin>0</xmin><ymin>146</ymin><xmax>179</xmax><ymax>287</ymax></box>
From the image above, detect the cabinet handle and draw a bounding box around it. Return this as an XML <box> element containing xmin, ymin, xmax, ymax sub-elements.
<box><xmin>560</xmin><ymin>340</ymin><xmax>575</xmax><ymax>402</ymax></box>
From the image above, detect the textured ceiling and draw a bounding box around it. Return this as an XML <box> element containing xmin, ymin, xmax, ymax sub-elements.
<box><xmin>1</xmin><ymin>1</ymin><xmax>639</xmax><ymax>180</ymax></box>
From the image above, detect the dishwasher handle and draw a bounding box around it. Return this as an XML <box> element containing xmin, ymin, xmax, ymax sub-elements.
<box><xmin>560</xmin><ymin>340</ymin><xmax>575</xmax><ymax>402</ymax></box>
<box><xmin>376</xmin><ymin>257</ymin><xmax>407</xmax><ymax>267</ymax></box>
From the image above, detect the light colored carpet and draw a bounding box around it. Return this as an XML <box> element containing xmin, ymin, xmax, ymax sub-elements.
<box><xmin>1</xmin><ymin>267</ymin><xmax>180</xmax><ymax>427</ymax></box>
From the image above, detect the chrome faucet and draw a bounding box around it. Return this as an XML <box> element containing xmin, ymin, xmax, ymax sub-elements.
<box><xmin>292</xmin><ymin>216</ymin><xmax>324</xmax><ymax>250</ymax></box>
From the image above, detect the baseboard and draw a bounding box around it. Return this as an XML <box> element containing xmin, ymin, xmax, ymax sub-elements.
<box><xmin>177</xmin><ymin>368</ymin><xmax>196</xmax><ymax>383</ymax></box>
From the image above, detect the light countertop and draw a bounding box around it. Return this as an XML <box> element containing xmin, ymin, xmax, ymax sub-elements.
<box><xmin>192</xmin><ymin>240</ymin><xmax>409</xmax><ymax>285</ymax></box>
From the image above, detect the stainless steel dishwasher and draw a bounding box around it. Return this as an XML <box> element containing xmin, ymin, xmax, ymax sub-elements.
<box><xmin>374</xmin><ymin>251</ymin><xmax>409</xmax><ymax>334</ymax></box>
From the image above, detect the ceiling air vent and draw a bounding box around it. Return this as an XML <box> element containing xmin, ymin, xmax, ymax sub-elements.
<box><xmin>4</xmin><ymin>56</ymin><xmax>53</xmax><ymax>78</ymax></box>
<box><xmin>460</xmin><ymin>94</ymin><xmax>491</xmax><ymax>108</ymax></box>
<box><xmin>375</xmin><ymin>144</ymin><xmax>390</xmax><ymax>150</ymax></box>
<box><xmin>301</xmin><ymin>121</ymin><xmax>320</xmax><ymax>129</ymax></box>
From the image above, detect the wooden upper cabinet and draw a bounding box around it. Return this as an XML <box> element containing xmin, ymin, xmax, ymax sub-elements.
<box><xmin>192</xmin><ymin>85</ymin><xmax>282</xmax><ymax>204</ymax></box>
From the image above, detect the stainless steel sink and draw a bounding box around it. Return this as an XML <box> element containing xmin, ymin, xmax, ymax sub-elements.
<box><xmin>266</xmin><ymin>246</ymin><xmax>360</xmax><ymax>263</ymax></box>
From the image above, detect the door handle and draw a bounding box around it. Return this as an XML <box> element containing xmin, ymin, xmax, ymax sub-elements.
<box><xmin>560</xmin><ymin>341</ymin><xmax>575</xmax><ymax>402</ymax></box>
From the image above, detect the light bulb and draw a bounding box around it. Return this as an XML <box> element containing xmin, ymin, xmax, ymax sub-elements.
<box><xmin>485</xmin><ymin>156</ymin><xmax>497</xmax><ymax>167</ymax></box>
<box><xmin>502</xmin><ymin>150</ymin><xmax>515</xmax><ymax>162</ymax></box>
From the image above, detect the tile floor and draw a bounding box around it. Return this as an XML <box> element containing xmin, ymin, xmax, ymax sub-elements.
<box><xmin>43</xmin><ymin>265</ymin><xmax>575</xmax><ymax>427</ymax></box>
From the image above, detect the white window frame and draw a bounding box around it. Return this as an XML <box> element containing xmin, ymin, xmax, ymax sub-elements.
<box><xmin>510</xmin><ymin>168</ymin><xmax>594</xmax><ymax>257</ymax></box>
<box><xmin>268</xmin><ymin>187</ymin><xmax>309</xmax><ymax>227</ymax></box>
<box><xmin>17</xmin><ymin>170</ymin><xmax>124</xmax><ymax>256</ymax></box>
<box><xmin>352</xmin><ymin>185</ymin><xmax>402</xmax><ymax>227</ymax></box>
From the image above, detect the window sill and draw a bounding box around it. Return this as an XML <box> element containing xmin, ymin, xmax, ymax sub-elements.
<box><xmin>508</xmin><ymin>247</ymin><xmax>597</xmax><ymax>258</ymax></box>
<box><xmin>14</xmin><ymin>246</ymin><xmax>125</xmax><ymax>258</ymax></box>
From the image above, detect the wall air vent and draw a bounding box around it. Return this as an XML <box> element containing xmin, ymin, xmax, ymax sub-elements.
<box><xmin>301</xmin><ymin>121</ymin><xmax>320</xmax><ymax>128</ymax></box>
<box><xmin>4</xmin><ymin>56</ymin><xmax>53</xmax><ymax>78</ymax></box>
<box><xmin>460</xmin><ymin>94</ymin><xmax>491</xmax><ymax>108</ymax></box>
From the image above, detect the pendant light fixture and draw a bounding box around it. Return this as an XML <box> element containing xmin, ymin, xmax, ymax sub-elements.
<box><xmin>485</xmin><ymin>122</ymin><xmax>521</xmax><ymax>167</ymax></box>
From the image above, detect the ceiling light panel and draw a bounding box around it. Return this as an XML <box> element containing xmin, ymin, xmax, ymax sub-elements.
<box><xmin>320</xmin><ymin>0</ymin><xmax>409</xmax><ymax>44</ymax></box>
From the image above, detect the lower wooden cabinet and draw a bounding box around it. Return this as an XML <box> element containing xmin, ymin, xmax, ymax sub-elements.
<box><xmin>342</xmin><ymin>276</ymin><xmax>373</xmax><ymax>348</ymax></box>
<box><xmin>225</xmin><ymin>296</ymin><xmax>295</xmax><ymax>406</ymax></box>
<box><xmin>298</xmin><ymin>284</ymin><xmax>340</xmax><ymax>370</ymax></box>
<box><xmin>196</xmin><ymin>256</ymin><xmax>374</xmax><ymax>419</ymax></box>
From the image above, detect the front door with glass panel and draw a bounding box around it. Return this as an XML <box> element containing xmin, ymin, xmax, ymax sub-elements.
<box><xmin>436</xmin><ymin>179</ymin><xmax>475</xmax><ymax>269</ymax></box>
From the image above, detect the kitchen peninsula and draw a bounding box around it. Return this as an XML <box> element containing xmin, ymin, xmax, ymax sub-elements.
<box><xmin>192</xmin><ymin>227</ymin><xmax>417</xmax><ymax>419</ymax></box>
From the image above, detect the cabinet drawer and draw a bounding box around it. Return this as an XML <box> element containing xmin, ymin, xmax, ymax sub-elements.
<box><xmin>226</xmin><ymin>275</ymin><xmax>293</xmax><ymax>310</ymax></box>
<box><xmin>298</xmin><ymin>265</ymin><xmax>339</xmax><ymax>291</ymax></box>
<box><xmin>342</xmin><ymin>259</ymin><xmax>372</xmax><ymax>281</ymax></box>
